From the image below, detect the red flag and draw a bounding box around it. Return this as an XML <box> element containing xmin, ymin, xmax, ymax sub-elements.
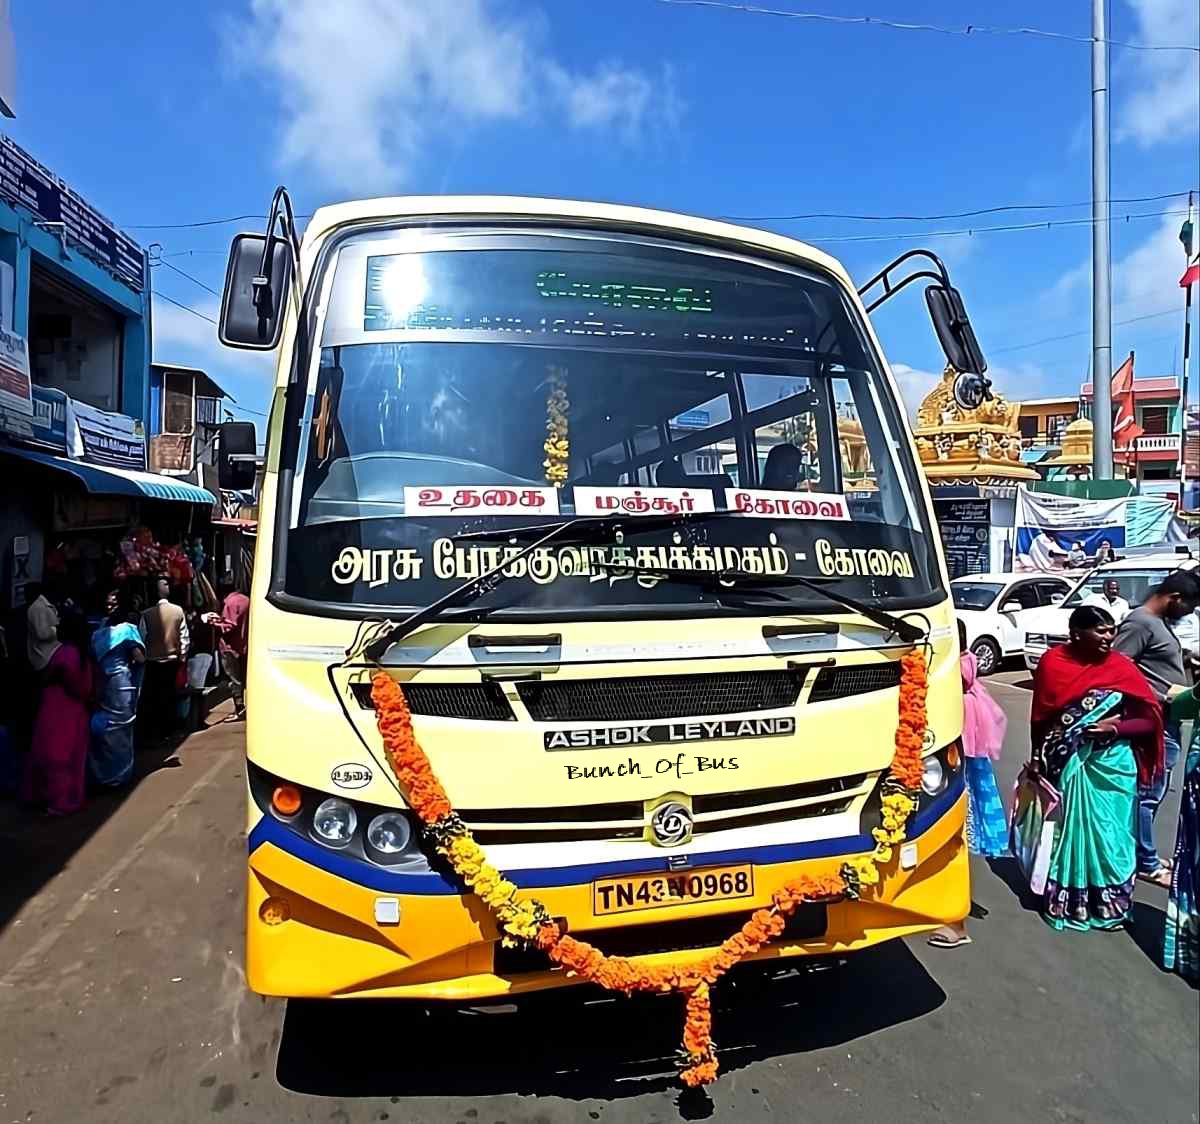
<box><xmin>1182</xmin><ymin>252</ymin><xmax>1200</xmax><ymax>289</ymax></box>
<box><xmin>1111</xmin><ymin>355</ymin><xmax>1143</xmax><ymax>449</ymax></box>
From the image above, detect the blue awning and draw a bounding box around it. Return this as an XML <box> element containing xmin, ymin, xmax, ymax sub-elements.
<box><xmin>1</xmin><ymin>445</ymin><xmax>216</xmax><ymax>505</ymax></box>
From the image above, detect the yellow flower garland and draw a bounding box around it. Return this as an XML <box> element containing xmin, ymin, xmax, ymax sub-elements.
<box><xmin>370</xmin><ymin>648</ymin><xmax>931</xmax><ymax>1086</ymax></box>
<box><xmin>543</xmin><ymin>367</ymin><xmax>569</xmax><ymax>487</ymax></box>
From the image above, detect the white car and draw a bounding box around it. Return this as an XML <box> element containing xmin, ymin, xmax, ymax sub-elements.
<box><xmin>951</xmin><ymin>572</ymin><xmax>1072</xmax><ymax>675</ymax></box>
<box><xmin>1022</xmin><ymin>552</ymin><xmax>1200</xmax><ymax>672</ymax></box>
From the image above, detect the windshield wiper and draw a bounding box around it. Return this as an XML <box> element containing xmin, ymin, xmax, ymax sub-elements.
<box><xmin>625</xmin><ymin>567</ymin><xmax>926</xmax><ymax>643</ymax></box>
<box><xmin>361</xmin><ymin>516</ymin><xmax>627</xmax><ymax>660</ymax></box>
<box><xmin>362</xmin><ymin>519</ymin><xmax>926</xmax><ymax>660</ymax></box>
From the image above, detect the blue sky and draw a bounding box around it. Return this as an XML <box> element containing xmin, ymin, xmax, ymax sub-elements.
<box><xmin>4</xmin><ymin>0</ymin><xmax>1198</xmax><ymax>422</ymax></box>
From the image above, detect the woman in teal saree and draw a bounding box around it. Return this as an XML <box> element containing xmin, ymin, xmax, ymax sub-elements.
<box><xmin>1030</xmin><ymin>606</ymin><xmax>1164</xmax><ymax>932</ymax></box>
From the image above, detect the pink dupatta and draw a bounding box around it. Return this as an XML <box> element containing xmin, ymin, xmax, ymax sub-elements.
<box><xmin>960</xmin><ymin>651</ymin><xmax>1006</xmax><ymax>760</ymax></box>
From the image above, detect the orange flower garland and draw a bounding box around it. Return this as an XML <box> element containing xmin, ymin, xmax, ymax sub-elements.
<box><xmin>369</xmin><ymin>647</ymin><xmax>929</xmax><ymax>1087</ymax></box>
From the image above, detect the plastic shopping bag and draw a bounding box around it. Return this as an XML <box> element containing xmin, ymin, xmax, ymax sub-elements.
<box><xmin>1010</xmin><ymin>766</ymin><xmax>1061</xmax><ymax>896</ymax></box>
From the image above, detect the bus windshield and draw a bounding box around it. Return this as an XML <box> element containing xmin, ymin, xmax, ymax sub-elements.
<box><xmin>282</xmin><ymin>226</ymin><xmax>942</xmax><ymax>617</ymax></box>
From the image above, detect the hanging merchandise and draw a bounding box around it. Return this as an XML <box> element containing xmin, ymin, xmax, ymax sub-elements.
<box><xmin>113</xmin><ymin>527</ymin><xmax>194</xmax><ymax>585</ymax></box>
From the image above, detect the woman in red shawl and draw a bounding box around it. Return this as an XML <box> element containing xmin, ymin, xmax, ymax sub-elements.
<box><xmin>1030</xmin><ymin>605</ymin><xmax>1164</xmax><ymax>931</ymax></box>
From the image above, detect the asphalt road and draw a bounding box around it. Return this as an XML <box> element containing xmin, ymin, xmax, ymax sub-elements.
<box><xmin>1</xmin><ymin>679</ymin><xmax>1196</xmax><ymax>1124</ymax></box>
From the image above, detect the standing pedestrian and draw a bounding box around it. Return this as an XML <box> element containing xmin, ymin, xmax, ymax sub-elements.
<box><xmin>928</xmin><ymin>620</ymin><xmax>1009</xmax><ymax>950</ymax></box>
<box><xmin>88</xmin><ymin>590</ymin><xmax>146</xmax><ymax>788</ymax></box>
<box><xmin>1083</xmin><ymin>578</ymin><xmax>1131</xmax><ymax>624</ymax></box>
<box><xmin>24</xmin><ymin>581</ymin><xmax>60</xmax><ymax>674</ymax></box>
<box><xmin>1112</xmin><ymin>570</ymin><xmax>1200</xmax><ymax>888</ymax></box>
<box><xmin>1163</xmin><ymin>685</ymin><xmax>1200</xmax><ymax>982</ymax></box>
<box><xmin>1029</xmin><ymin>606</ymin><xmax>1163</xmax><ymax>931</ymax></box>
<box><xmin>20</xmin><ymin>612</ymin><xmax>93</xmax><ymax>815</ymax></box>
<box><xmin>204</xmin><ymin>575</ymin><xmax>249</xmax><ymax>718</ymax></box>
<box><xmin>138</xmin><ymin>578</ymin><xmax>189</xmax><ymax>741</ymax></box>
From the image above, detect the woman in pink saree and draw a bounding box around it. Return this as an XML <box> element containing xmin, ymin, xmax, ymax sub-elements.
<box><xmin>21</xmin><ymin>613</ymin><xmax>93</xmax><ymax>815</ymax></box>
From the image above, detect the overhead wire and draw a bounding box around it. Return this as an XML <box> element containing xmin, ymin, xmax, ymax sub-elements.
<box><xmin>720</xmin><ymin>190</ymin><xmax>1191</xmax><ymax>223</ymax></box>
<box><xmin>155</xmin><ymin>257</ymin><xmax>222</xmax><ymax>297</ymax></box>
<box><xmin>654</xmin><ymin>0</ymin><xmax>1200</xmax><ymax>53</ymax></box>
<box><xmin>154</xmin><ymin>291</ymin><xmax>216</xmax><ymax>325</ymax></box>
<box><xmin>803</xmin><ymin>206</ymin><xmax>1191</xmax><ymax>245</ymax></box>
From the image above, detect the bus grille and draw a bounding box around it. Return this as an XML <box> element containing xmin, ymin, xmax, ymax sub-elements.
<box><xmin>808</xmin><ymin>663</ymin><xmax>901</xmax><ymax>702</ymax></box>
<box><xmin>494</xmin><ymin>904</ymin><xmax>828</xmax><ymax>975</ymax></box>
<box><xmin>350</xmin><ymin>681</ymin><xmax>514</xmax><ymax>721</ymax></box>
<box><xmin>517</xmin><ymin>670</ymin><xmax>805</xmax><ymax>722</ymax></box>
<box><xmin>459</xmin><ymin>773</ymin><xmax>870</xmax><ymax>845</ymax></box>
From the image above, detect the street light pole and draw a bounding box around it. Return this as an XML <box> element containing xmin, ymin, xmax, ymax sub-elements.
<box><xmin>1091</xmin><ymin>0</ymin><xmax>1113</xmax><ymax>480</ymax></box>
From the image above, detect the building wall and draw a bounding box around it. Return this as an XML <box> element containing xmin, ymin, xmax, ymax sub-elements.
<box><xmin>0</xmin><ymin>200</ymin><xmax>149</xmax><ymax>427</ymax></box>
<box><xmin>1017</xmin><ymin>399</ymin><xmax>1078</xmax><ymax>443</ymax></box>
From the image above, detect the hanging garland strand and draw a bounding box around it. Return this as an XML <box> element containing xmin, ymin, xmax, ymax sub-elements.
<box><xmin>370</xmin><ymin>648</ymin><xmax>928</xmax><ymax>1086</ymax></box>
<box><xmin>543</xmin><ymin>367</ymin><xmax>570</xmax><ymax>487</ymax></box>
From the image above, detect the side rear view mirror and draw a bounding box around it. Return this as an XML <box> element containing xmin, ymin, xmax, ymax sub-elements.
<box><xmin>218</xmin><ymin>421</ymin><xmax>258</xmax><ymax>491</ymax></box>
<box><xmin>1000</xmin><ymin>600</ymin><xmax>1022</xmax><ymax>614</ymax></box>
<box><xmin>926</xmin><ymin>285</ymin><xmax>987</xmax><ymax>376</ymax></box>
<box><xmin>218</xmin><ymin>233</ymin><xmax>292</xmax><ymax>350</ymax></box>
<box><xmin>1050</xmin><ymin>593</ymin><xmax>1065</xmax><ymax>604</ymax></box>
<box><xmin>218</xmin><ymin>186</ymin><xmax>301</xmax><ymax>351</ymax></box>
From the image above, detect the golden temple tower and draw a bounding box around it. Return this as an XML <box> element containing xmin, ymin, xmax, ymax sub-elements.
<box><xmin>912</xmin><ymin>365</ymin><xmax>1040</xmax><ymax>486</ymax></box>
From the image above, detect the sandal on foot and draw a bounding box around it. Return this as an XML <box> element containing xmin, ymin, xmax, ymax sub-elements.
<box><xmin>927</xmin><ymin>929</ymin><xmax>972</xmax><ymax>949</ymax></box>
<box><xmin>1137</xmin><ymin>864</ymin><xmax>1172</xmax><ymax>888</ymax></box>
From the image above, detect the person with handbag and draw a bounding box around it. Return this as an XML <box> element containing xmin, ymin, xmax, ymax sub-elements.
<box><xmin>1026</xmin><ymin>605</ymin><xmax>1164</xmax><ymax>932</ymax></box>
<box><xmin>928</xmin><ymin>619</ymin><xmax>1010</xmax><ymax>950</ymax></box>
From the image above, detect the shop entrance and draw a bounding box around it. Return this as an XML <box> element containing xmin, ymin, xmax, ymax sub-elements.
<box><xmin>28</xmin><ymin>268</ymin><xmax>124</xmax><ymax>413</ymax></box>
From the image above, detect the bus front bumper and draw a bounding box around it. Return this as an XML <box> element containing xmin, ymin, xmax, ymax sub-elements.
<box><xmin>245</xmin><ymin>785</ymin><xmax>968</xmax><ymax>1001</ymax></box>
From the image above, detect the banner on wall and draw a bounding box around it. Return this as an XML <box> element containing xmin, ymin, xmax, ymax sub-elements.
<box><xmin>0</xmin><ymin>326</ymin><xmax>31</xmax><ymax>417</ymax></box>
<box><xmin>66</xmin><ymin>398</ymin><xmax>146</xmax><ymax>470</ymax></box>
<box><xmin>1014</xmin><ymin>491</ymin><xmax>1127</xmax><ymax>572</ymax></box>
<box><xmin>0</xmin><ymin>385</ymin><xmax>68</xmax><ymax>451</ymax></box>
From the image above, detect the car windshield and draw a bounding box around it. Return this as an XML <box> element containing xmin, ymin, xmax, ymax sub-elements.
<box><xmin>1064</xmin><ymin>568</ymin><xmax>1172</xmax><ymax>607</ymax></box>
<box><xmin>282</xmin><ymin>225</ymin><xmax>941</xmax><ymax>617</ymax></box>
<box><xmin>951</xmin><ymin>583</ymin><xmax>1004</xmax><ymax>610</ymax></box>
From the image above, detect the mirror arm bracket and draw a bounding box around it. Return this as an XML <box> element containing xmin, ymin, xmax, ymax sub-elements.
<box><xmin>253</xmin><ymin>186</ymin><xmax>303</xmax><ymax>321</ymax></box>
<box><xmin>857</xmin><ymin>249</ymin><xmax>952</xmax><ymax>314</ymax></box>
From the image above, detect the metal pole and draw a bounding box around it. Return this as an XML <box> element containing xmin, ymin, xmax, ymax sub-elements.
<box><xmin>1181</xmin><ymin>191</ymin><xmax>1196</xmax><ymax>508</ymax></box>
<box><xmin>1091</xmin><ymin>0</ymin><xmax>1113</xmax><ymax>479</ymax></box>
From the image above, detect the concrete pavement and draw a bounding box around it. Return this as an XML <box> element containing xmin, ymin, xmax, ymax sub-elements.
<box><xmin>0</xmin><ymin>688</ymin><xmax>1196</xmax><ymax>1124</ymax></box>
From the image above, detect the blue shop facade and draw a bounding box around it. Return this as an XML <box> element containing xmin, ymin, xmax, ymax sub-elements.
<box><xmin>0</xmin><ymin>135</ymin><xmax>213</xmax><ymax>613</ymax></box>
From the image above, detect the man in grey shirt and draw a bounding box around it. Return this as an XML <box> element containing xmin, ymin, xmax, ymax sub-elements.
<box><xmin>1113</xmin><ymin>569</ymin><xmax>1200</xmax><ymax>883</ymax></box>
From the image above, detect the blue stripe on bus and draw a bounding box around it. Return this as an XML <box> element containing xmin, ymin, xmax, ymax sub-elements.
<box><xmin>248</xmin><ymin>772</ymin><xmax>965</xmax><ymax>896</ymax></box>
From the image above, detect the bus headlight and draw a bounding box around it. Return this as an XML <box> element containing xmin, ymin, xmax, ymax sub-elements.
<box><xmin>921</xmin><ymin>755</ymin><xmax>947</xmax><ymax>796</ymax></box>
<box><xmin>312</xmin><ymin>798</ymin><xmax>357</xmax><ymax>847</ymax></box>
<box><xmin>366</xmin><ymin>812</ymin><xmax>412</xmax><ymax>856</ymax></box>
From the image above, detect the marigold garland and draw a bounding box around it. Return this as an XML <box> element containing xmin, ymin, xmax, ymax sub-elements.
<box><xmin>369</xmin><ymin>647</ymin><xmax>929</xmax><ymax>1087</ymax></box>
<box><xmin>543</xmin><ymin>367</ymin><xmax>570</xmax><ymax>487</ymax></box>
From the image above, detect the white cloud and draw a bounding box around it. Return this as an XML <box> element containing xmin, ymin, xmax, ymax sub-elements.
<box><xmin>227</xmin><ymin>0</ymin><xmax>676</xmax><ymax>193</ymax></box>
<box><xmin>1114</xmin><ymin>0</ymin><xmax>1200</xmax><ymax>147</ymax></box>
<box><xmin>1047</xmin><ymin>210</ymin><xmax>1190</xmax><ymax>324</ymax></box>
<box><xmin>151</xmin><ymin>296</ymin><xmax>275</xmax><ymax>388</ymax></box>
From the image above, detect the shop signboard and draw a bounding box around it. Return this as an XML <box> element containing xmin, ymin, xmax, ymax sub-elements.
<box><xmin>0</xmin><ymin>136</ymin><xmax>146</xmax><ymax>292</ymax></box>
<box><xmin>0</xmin><ymin>384</ymin><xmax>68</xmax><ymax>451</ymax></box>
<box><xmin>67</xmin><ymin>398</ymin><xmax>146</xmax><ymax>470</ymax></box>
<box><xmin>934</xmin><ymin>497</ymin><xmax>991</xmax><ymax>579</ymax></box>
<box><xmin>0</xmin><ymin>325</ymin><xmax>31</xmax><ymax>416</ymax></box>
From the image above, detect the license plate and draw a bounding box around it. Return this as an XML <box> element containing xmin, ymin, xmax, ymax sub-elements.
<box><xmin>592</xmin><ymin>864</ymin><xmax>754</xmax><ymax>916</ymax></box>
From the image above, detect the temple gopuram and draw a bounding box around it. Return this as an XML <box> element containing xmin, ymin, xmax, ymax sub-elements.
<box><xmin>912</xmin><ymin>365</ymin><xmax>1039</xmax><ymax>486</ymax></box>
<box><xmin>912</xmin><ymin>365</ymin><xmax>1038</xmax><ymax>576</ymax></box>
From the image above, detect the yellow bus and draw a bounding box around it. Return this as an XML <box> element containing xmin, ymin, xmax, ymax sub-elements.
<box><xmin>216</xmin><ymin>192</ymin><xmax>990</xmax><ymax>1001</ymax></box>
